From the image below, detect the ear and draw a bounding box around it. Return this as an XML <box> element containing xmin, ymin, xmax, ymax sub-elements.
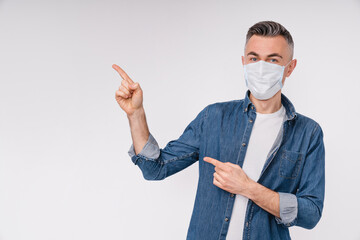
<box><xmin>285</xmin><ymin>59</ymin><xmax>297</xmax><ymax>77</ymax></box>
<box><xmin>241</xmin><ymin>56</ymin><xmax>245</xmax><ymax>65</ymax></box>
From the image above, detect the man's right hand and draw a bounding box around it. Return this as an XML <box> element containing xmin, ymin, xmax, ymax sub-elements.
<box><xmin>113</xmin><ymin>64</ymin><xmax>143</xmax><ymax>117</ymax></box>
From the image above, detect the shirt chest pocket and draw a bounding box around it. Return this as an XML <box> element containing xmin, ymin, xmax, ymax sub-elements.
<box><xmin>279</xmin><ymin>150</ymin><xmax>303</xmax><ymax>179</ymax></box>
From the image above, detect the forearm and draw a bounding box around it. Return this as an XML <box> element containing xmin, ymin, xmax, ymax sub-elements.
<box><xmin>127</xmin><ymin>107</ymin><xmax>150</xmax><ymax>155</ymax></box>
<box><xmin>245</xmin><ymin>180</ymin><xmax>280</xmax><ymax>218</ymax></box>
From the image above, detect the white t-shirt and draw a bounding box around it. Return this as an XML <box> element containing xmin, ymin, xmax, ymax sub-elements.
<box><xmin>226</xmin><ymin>104</ymin><xmax>286</xmax><ymax>240</ymax></box>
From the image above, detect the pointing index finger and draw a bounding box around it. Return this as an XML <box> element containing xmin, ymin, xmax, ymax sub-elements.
<box><xmin>203</xmin><ymin>157</ymin><xmax>226</xmax><ymax>169</ymax></box>
<box><xmin>112</xmin><ymin>64</ymin><xmax>134</xmax><ymax>84</ymax></box>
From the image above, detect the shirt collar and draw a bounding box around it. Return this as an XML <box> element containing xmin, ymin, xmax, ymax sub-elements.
<box><xmin>243</xmin><ymin>90</ymin><xmax>297</xmax><ymax>121</ymax></box>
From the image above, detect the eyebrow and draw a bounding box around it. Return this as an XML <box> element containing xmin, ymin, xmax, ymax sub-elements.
<box><xmin>247</xmin><ymin>51</ymin><xmax>283</xmax><ymax>59</ymax></box>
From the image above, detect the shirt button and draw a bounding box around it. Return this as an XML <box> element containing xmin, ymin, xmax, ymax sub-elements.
<box><xmin>249</xmin><ymin>119</ymin><xmax>253</xmax><ymax>123</ymax></box>
<box><xmin>245</xmin><ymin>107</ymin><xmax>248</xmax><ymax>112</ymax></box>
<box><xmin>230</xmin><ymin>193</ymin><xmax>235</xmax><ymax>197</ymax></box>
<box><xmin>242</xmin><ymin>143</ymin><xmax>246</xmax><ymax>147</ymax></box>
<box><xmin>246</xmin><ymin>221</ymin><xmax>249</xmax><ymax>227</ymax></box>
<box><xmin>251</xmin><ymin>106</ymin><xmax>254</xmax><ymax>110</ymax></box>
<box><xmin>225</xmin><ymin>217</ymin><xmax>229</xmax><ymax>222</ymax></box>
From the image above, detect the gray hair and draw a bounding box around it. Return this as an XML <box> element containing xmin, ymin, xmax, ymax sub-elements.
<box><xmin>245</xmin><ymin>21</ymin><xmax>294</xmax><ymax>59</ymax></box>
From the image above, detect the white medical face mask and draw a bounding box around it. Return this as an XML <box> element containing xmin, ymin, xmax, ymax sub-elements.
<box><xmin>244</xmin><ymin>60</ymin><xmax>291</xmax><ymax>100</ymax></box>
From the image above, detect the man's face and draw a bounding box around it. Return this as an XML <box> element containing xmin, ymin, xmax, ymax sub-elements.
<box><xmin>242</xmin><ymin>35</ymin><xmax>297</xmax><ymax>85</ymax></box>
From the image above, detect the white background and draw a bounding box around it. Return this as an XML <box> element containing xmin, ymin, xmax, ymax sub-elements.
<box><xmin>1</xmin><ymin>0</ymin><xmax>359</xmax><ymax>239</ymax></box>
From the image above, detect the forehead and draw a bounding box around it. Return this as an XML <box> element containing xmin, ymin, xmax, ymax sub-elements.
<box><xmin>245</xmin><ymin>35</ymin><xmax>290</xmax><ymax>58</ymax></box>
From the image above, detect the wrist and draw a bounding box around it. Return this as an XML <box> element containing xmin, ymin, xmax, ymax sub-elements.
<box><xmin>243</xmin><ymin>178</ymin><xmax>257</xmax><ymax>200</ymax></box>
<box><xmin>127</xmin><ymin>107</ymin><xmax>145</xmax><ymax>120</ymax></box>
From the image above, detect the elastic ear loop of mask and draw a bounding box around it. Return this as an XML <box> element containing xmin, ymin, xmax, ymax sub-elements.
<box><xmin>280</xmin><ymin>60</ymin><xmax>293</xmax><ymax>87</ymax></box>
<box><xmin>284</xmin><ymin>60</ymin><xmax>292</xmax><ymax>68</ymax></box>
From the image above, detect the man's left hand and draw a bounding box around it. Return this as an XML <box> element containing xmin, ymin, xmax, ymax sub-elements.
<box><xmin>203</xmin><ymin>156</ymin><xmax>254</xmax><ymax>197</ymax></box>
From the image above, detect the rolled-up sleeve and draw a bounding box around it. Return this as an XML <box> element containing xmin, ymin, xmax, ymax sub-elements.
<box><xmin>128</xmin><ymin>132</ymin><xmax>160</xmax><ymax>160</ymax></box>
<box><xmin>275</xmin><ymin>123</ymin><xmax>325</xmax><ymax>229</ymax></box>
<box><xmin>127</xmin><ymin>105</ymin><xmax>209</xmax><ymax>181</ymax></box>
<box><xmin>275</xmin><ymin>192</ymin><xmax>298</xmax><ymax>226</ymax></box>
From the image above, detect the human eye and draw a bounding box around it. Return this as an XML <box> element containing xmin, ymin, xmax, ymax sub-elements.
<box><xmin>250</xmin><ymin>57</ymin><xmax>257</xmax><ymax>62</ymax></box>
<box><xmin>269</xmin><ymin>59</ymin><xmax>278</xmax><ymax>63</ymax></box>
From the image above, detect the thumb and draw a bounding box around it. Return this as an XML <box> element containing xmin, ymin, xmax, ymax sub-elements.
<box><xmin>129</xmin><ymin>82</ymin><xmax>139</xmax><ymax>89</ymax></box>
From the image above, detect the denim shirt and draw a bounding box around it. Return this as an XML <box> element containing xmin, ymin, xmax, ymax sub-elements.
<box><xmin>127</xmin><ymin>90</ymin><xmax>325</xmax><ymax>240</ymax></box>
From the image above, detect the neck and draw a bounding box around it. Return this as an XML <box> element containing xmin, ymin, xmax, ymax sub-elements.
<box><xmin>249</xmin><ymin>91</ymin><xmax>282</xmax><ymax>114</ymax></box>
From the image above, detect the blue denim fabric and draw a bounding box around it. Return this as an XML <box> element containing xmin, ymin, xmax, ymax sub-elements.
<box><xmin>127</xmin><ymin>90</ymin><xmax>325</xmax><ymax>240</ymax></box>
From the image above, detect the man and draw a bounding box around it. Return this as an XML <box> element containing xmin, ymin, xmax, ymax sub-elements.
<box><xmin>113</xmin><ymin>21</ymin><xmax>325</xmax><ymax>240</ymax></box>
